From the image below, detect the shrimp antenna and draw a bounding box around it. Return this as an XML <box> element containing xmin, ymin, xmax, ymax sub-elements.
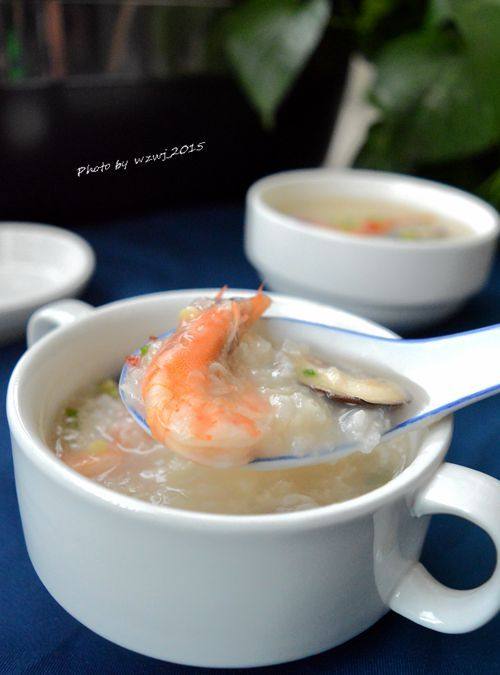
<box><xmin>215</xmin><ymin>285</ymin><xmax>228</xmax><ymax>301</ymax></box>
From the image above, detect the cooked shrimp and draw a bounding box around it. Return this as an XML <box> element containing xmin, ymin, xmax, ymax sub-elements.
<box><xmin>141</xmin><ymin>289</ymin><xmax>272</xmax><ymax>467</ymax></box>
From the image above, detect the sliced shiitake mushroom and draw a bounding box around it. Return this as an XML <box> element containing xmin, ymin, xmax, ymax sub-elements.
<box><xmin>296</xmin><ymin>357</ymin><xmax>408</xmax><ymax>406</ymax></box>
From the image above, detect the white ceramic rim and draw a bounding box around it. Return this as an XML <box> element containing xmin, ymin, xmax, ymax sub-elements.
<box><xmin>248</xmin><ymin>168</ymin><xmax>499</xmax><ymax>251</ymax></box>
<box><xmin>0</xmin><ymin>222</ymin><xmax>95</xmax><ymax>313</ymax></box>
<box><xmin>7</xmin><ymin>289</ymin><xmax>453</xmax><ymax>532</ymax></box>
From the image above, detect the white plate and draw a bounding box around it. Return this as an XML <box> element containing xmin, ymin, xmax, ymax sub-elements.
<box><xmin>0</xmin><ymin>222</ymin><xmax>95</xmax><ymax>343</ymax></box>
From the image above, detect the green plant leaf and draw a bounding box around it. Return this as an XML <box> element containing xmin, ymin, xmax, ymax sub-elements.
<box><xmin>426</xmin><ymin>0</ymin><xmax>500</xmax><ymax>129</ymax></box>
<box><xmin>356</xmin><ymin>0</ymin><xmax>399</xmax><ymax>36</ymax></box>
<box><xmin>479</xmin><ymin>167</ymin><xmax>500</xmax><ymax>209</ymax></box>
<box><xmin>448</xmin><ymin>0</ymin><xmax>500</xmax><ymax>119</ymax></box>
<box><xmin>356</xmin><ymin>119</ymin><xmax>411</xmax><ymax>171</ymax></box>
<box><xmin>221</xmin><ymin>0</ymin><xmax>331</xmax><ymax>127</ymax></box>
<box><xmin>426</xmin><ymin>0</ymin><xmax>454</xmax><ymax>26</ymax></box>
<box><xmin>357</xmin><ymin>29</ymin><xmax>499</xmax><ymax>169</ymax></box>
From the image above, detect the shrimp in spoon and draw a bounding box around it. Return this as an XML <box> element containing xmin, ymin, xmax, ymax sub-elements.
<box><xmin>141</xmin><ymin>289</ymin><xmax>272</xmax><ymax>467</ymax></box>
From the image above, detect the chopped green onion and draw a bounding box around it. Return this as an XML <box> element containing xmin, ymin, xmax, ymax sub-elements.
<box><xmin>87</xmin><ymin>440</ymin><xmax>109</xmax><ymax>455</ymax></box>
<box><xmin>140</xmin><ymin>344</ymin><xmax>149</xmax><ymax>357</ymax></box>
<box><xmin>65</xmin><ymin>406</ymin><xmax>79</xmax><ymax>429</ymax></box>
<box><xmin>302</xmin><ymin>368</ymin><xmax>317</xmax><ymax>377</ymax></box>
<box><xmin>99</xmin><ymin>379</ymin><xmax>119</xmax><ymax>399</ymax></box>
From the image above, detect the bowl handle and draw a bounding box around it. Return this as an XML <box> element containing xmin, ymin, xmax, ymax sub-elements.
<box><xmin>27</xmin><ymin>299</ymin><xmax>94</xmax><ymax>348</ymax></box>
<box><xmin>389</xmin><ymin>462</ymin><xmax>500</xmax><ymax>632</ymax></box>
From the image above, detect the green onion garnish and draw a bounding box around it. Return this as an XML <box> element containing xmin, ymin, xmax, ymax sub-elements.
<box><xmin>65</xmin><ymin>407</ymin><xmax>79</xmax><ymax>428</ymax></box>
<box><xmin>140</xmin><ymin>344</ymin><xmax>149</xmax><ymax>357</ymax></box>
<box><xmin>302</xmin><ymin>368</ymin><xmax>317</xmax><ymax>377</ymax></box>
<box><xmin>99</xmin><ymin>379</ymin><xmax>119</xmax><ymax>399</ymax></box>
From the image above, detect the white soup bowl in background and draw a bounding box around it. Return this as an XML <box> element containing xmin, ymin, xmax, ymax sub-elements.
<box><xmin>245</xmin><ymin>169</ymin><xmax>499</xmax><ymax>331</ymax></box>
<box><xmin>7</xmin><ymin>290</ymin><xmax>500</xmax><ymax>668</ymax></box>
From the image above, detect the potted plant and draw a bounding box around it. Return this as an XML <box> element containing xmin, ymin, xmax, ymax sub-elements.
<box><xmin>351</xmin><ymin>0</ymin><xmax>500</xmax><ymax>209</ymax></box>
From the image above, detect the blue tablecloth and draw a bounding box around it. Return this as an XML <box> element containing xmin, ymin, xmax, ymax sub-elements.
<box><xmin>1</xmin><ymin>205</ymin><xmax>499</xmax><ymax>673</ymax></box>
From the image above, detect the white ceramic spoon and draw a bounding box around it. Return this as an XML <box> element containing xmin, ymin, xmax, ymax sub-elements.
<box><xmin>120</xmin><ymin>317</ymin><xmax>500</xmax><ymax>469</ymax></box>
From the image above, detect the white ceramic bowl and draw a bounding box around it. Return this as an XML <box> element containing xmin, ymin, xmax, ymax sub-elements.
<box><xmin>245</xmin><ymin>169</ymin><xmax>499</xmax><ymax>331</ymax></box>
<box><xmin>7</xmin><ymin>291</ymin><xmax>500</xmax><ymax>667</ymax></box>
<box><xmin>0</xmin><ymin>222</ymin><xmax>95</xmax><ymax>343</ymax></box>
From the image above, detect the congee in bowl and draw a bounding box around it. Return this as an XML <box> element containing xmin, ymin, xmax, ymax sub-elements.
<box><xmin>280</xmin><ymin>196</ymin><xmax>472</xmax><ymax>241</ymax></box>
<box><xmin>12</xmin><ymin>289</ymin><xmax>498</xmax><ymax>666</ymax></box>
<box><xmin>245</xmin><ymin>169</ymin><xmax>499</xmax><ymax>329</ymax></box>
<box><xmin>50</xmin><ymin>290</ymin><xmax>415</xmax><ymax>515</ymax></box>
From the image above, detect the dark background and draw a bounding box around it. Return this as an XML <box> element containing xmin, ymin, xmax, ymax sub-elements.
<box><xmin>0</xmin><ymin>2</ymin><xmax>349</xmax><ymax>223</ymax></box>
